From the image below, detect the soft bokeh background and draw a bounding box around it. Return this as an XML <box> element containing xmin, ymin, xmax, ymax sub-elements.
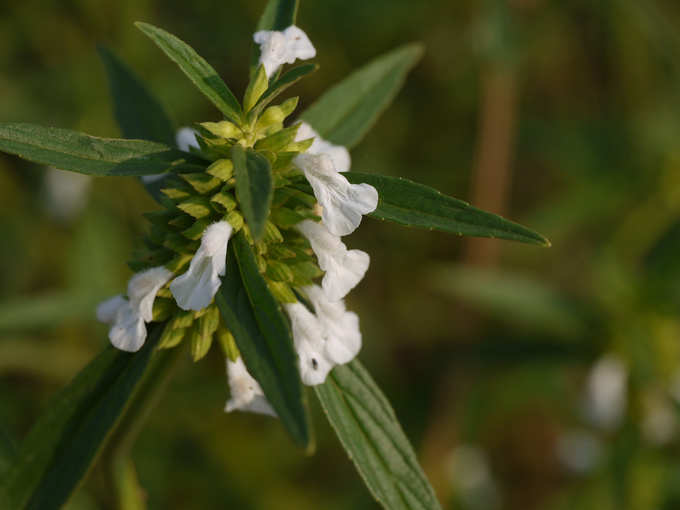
<box><xmin>2</xmin><ymin>1</ymin><xmax>680</xmax><ymax>508</ymax></box>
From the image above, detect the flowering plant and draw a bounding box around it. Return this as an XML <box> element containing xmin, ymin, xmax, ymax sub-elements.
<box><xmin>0</xmin><ymin>1</ymin><xmax>548</xmax><ymax>508</ymax></box>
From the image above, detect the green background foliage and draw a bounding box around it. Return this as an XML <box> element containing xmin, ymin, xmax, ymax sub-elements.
<box><xmin>2</xmin><ymin>0</ymin><xmax>680</xmax><ymax>509</ymax></box>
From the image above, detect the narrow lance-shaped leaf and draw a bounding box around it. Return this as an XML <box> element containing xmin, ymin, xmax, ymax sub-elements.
<box><xmin>0</xmin><ymin>123</ymin><xmax>202</xmax><ymax>177</ymax></box>
<box><xmin>301</xmin><ymin>44</ymin><xmax>424</xmax><ymax>149</ymax></box>
<box><xmin>0</xmin><ymin>325</ymin><xmax>164</xmax><ymax>510</ymax></box>
<box><xmin>315</xmin><ymin>361</ymin><xmax>442</xmax><ymax>510</ymax></box>
<box><xmin>215</xmin><ymin>233</ymin><xmax>310</xmax><ymax>447</ymax></box>
<box><xmin>251</xmin><ymin>0</ymin><xmax>300</xmax><ymax>74</ymax></box>
<box><xmin>231</xmin><ymin>145</ymin><xmax>273</xmax><ymax>240</ymax></box>
<box><xmin>98</xmin><ymin>46</ymin><xmax>175</xmax><ymax>146</ymax></box>
<box><xmin>345</xmin><ymin>172</ymin><xmax>550</xmax><ymax>246</ymax></box>
<box><xmin>135</xmin><ymin>22</ymin><xmax>243</xmax><ymax>124</ymax></box>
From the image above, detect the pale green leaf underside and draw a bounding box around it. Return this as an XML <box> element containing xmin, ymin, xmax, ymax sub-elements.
<box><xmin>216</xmin><ymin>234</ymin><xmax>310</xmax><ymax>447</ymax></box>
<box><xmin>315</xmin><ymin>361</ymin><xmax>442</xmax><ymax>510</ymax></box>
<box><xmin>0</xmin><ymin>325</ymin><xmax>163</xmax><ymax>510</ymax></box>
<box><xmin>136</xmin><ymin>22</ymin><xmax>242</xmax><ymax>124</ymax></box>
<box><xmin>346</xmin><ymin>172</ymin><xmax>550</xmax><ymax>246</ymax></box>
<box><xmin>0</xmin><ymin>123</ymin><xmax>199</xmax><ymax>176</ymax></box>
<box><xmin>301</xmin><ymin>44</ymin><xmax>424</xmax><ymax>149</ymax></box>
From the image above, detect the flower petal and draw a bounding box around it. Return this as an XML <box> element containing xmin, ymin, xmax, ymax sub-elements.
<box><xmin>295</xmin><ymin>122</ymin><xmax>351</xmax><ymax>173</ymax></box>
<box><xmin>254</xmin><ymin>26</ymin><xmax>316</xmax><ymax>78</ymax></box>
<box><xmin>170</xmin><ymin>221</ymin><xmax>232</xmax><ymax>311</ymax></box>
<box><xmin>176</xmin><ymin>127</ymin><xmax>199</xmax><ymax>153</ymax></box>
<box><xmin>285</xmin><ymin>302</ymin><xmax>332</xmax><ymax>386</ymax></box>
<box><xmin>96</xmin><ymin>294</ymin><xmax>126</xmax><ymax>323</ymax></box>
<box><xmin>296</xmin><ymin>220</ymin><xmax>369</xmax><ymax>300</ymax></box>
<box><xmin>225</xmin><ymin>357</ymin><xmax>277</xmax><ymax>416</ymax></box>
<box><xmin>109</xmin><ymin>301</ymin><xmax>147</xmax><ymax>352</ymax></box>
<box><xmin>128</xmin><ymin>266</ymin><xmax>174</xmax><ymax>322</ymax></box>
<box><xmin>295</xmin><ymin>153</ymin><xmax>378</xmax><ymax>236</ymax></box>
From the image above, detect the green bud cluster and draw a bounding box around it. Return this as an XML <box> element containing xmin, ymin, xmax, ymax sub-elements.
<box><xmin>129</xmin><ymin>66</ymin><xmax>324</xmax><ymax>362</ymax></box>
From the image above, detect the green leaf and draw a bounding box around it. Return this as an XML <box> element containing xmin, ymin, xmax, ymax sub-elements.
<box><xmin>250</xmin><ymin>63</ymin><xmax>318</xmax><ymax>120</ymax></box>
<box><xmin>0</xmin><ymin>324</ymin><xmax>164</xmax><ymax>510</ymax></box>
<box><xmin>301</xmin><ymin>44</ymin><xmax>423</xmax><ymax>149</ymax></box>
<box><xmin>98</xmin><ymin>46</ymin><xmax>175</xmax><ymax>146</ymax></box>
<box><xmin>345</xmin><ymin>172</ymin><xmax>550</xmax><ymax>246</ymax></box>
<box><xmin>215</xmin><ymin>232</ymin><xmax>310</xmax><ymax>447</ymax></box>
<box><xmin>0</xmin><ymin>123</ymin><xmax>199</xmax><ymax>176</ymax></box>
<box><xmin>315</xmin><ymin>361</ymin><xmax>442</xmax><ymax>510</ymax></box>
<box><xmin>251</xmin><ymin>0</ymin><xmax>299</xmax><ymax>74</ymax></box>
<box><xmin>231</xmin><ymin>145</ymin><xmax>273</xmax><ymax>240</ymax></box>
<box><xmin>244</xmin><ymin>65</ymin><xmax>269</xmax><ymax>113</ymax></box>
<box><xmin>0</xmin><ymin>423</ymin><xmax>17</xmax><ymax>477</ymax></box>
<box><xmin>135</xmin><ymin>22</ymin><xmax>242</xmax><ymax>124</ymax></box>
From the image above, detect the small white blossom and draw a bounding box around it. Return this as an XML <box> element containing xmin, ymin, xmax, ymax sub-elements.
<box><xmin>225</xmin><ymin>357</ymin><xmax>276</xmax><ymax>416</ymax></box>
<box><xmin>170</xmin><ymin>221</ymin><xmax>233</xmax><ymax>311</ymax></box>
<box><xmin>296</xmin><ymin>220</ymin><xmax>369</xmax><ymax>301</ymax></box>
<box><xmin>44</xmin><ymin>167</ymin><xmax>92</xmax><ymax>221</ymax></box>
<box><xmin>176</xmin><ymin>127</ymin><xmax>200</xmax><ymax>152</ymax></box>
<box><xmin>254</xmin><ymin>25</ymin><xmax>316</xmax><ymax>78</ymax></box>
<box><xmin>285</xmin><ymin>285</ymin><xmax>362</xmax><ymax>386</ymax></box>
<box><xmin>294</xmin><ymin>153</ymin><xmax>378</xmax><ymax>236</ymax></box>
<box><xmin>97</xmin><ymin>266</ymin><xmax>173</xmax><ymax>352</ymax></box>
<box><xmin>585</xmin><ymin>355</ymin><xmax>627</xmax><ymax>430</ymax></box>
<box><xmin>295</xmin><ymin>122</ymin><xmax>351</xmax><ymax>173</ymax></box>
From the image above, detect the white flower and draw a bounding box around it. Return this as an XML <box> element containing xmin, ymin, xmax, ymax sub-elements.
<box><xmin>295</xmin><ymin>122</ymin><xmax>351</xmax><ymax>173</ymax></box>
<box><xmin>296</xmin><ymin>220</ymin><xmax>369</xmax><ymax>301</ymax></box>
<box><xmin>294</xmin><ymin>153</ymin><xmax>378</xmax><ymax>236</ymax></box>
<box><xmin>254</xmin><ymin>25</ymin><xmax>316</xmax><ymax>78</ymax></box>
<box><xmin>285</xmin><ymin>302</ymin><xmax>333</xmax><ymax>386</ymax></box>
<box><xmin>585</xmin><ymin>355</ymin><xmax>627</xmax><ymax>430</ymax></box>
<box><xmin>225</xmin><ymin>357</ymin><xmax>276</xmax><ymax>416</ymax></box>
<box><xmin>305</xmin><ymin>285</ymin><xmax>361</xmax><ymax>365</ymax></box>
<box><xmin>285</xmin><ymin>285</ymin><xmax>362</xmax><ymax>386</ymax></box>
<box><xmin>97</xmin><ymin>266</ymin><xmax>173</xmax><ymax>352</ymax></box>
<box><xmin>176</xmin><ymin>127</ymin><xmax>200</xmax><ymax>152</ymax></box>
<box><xmin>170</xmin><ymin>221</ymin><xmax>233</xmax><ymax>311</ymax></box>
<box><xmin>44</xmin><ymin>167</ymin><xmax>92</xmax><ymax>221</ymax></box>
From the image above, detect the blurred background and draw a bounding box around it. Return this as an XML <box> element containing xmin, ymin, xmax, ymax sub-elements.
<box><xmin>2</xmin><ymin>0</ymin><xmax>680</xmax><ymax>508</ymax></box>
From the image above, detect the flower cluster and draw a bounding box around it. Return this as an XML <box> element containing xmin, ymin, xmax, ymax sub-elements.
<box><xmin>98</xmin><ymin>26</ymin><xmax>377</xmax><ymax>415</ymax></box>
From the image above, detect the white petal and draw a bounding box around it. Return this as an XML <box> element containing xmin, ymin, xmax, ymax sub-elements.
<box><xmin>254</xmin><ymin>26</ymin><xmax>316</xmax><ymax>78</ymax></box>
<box><xmin>283</xmin><ymin>26</ymin><xmax>316</xmax><ymax>61</ymax></box>
<box><xmin>295</xmin><ymin>122</ymin><xmax>351</xmax><ymax>173</ymax></box>
<box><xmin>295</xmin><ymin>153</ymin><xmax>378</xmax><ymax>236</ymax></box>
<box><xmin>176</xmin><ymin>127</ymin><xmax>200</xmax><ymax>152</ymax></box>
<box><xmin>225</xmin><ymin>358</ymin><xmax>276</xmax><ymax>417</ymax></box>
<box><xmin>305</xmin><ymin>285</ymin><xmax>362</xmax><ymax>365</ymax></box>
<box><xmin>585</xmin><ymin>355</ymin><xmax>627</xmax><ymax>430</ymax></box>
<box><xmin>96</xmin><ymin>294</ymin><xmax>125</xmax><ymax>323</ymax></box>
<box><xmin>296</xmin><ymin>220</ymin><xmax>369</xmax><ymax>300</ymax></box>
<box><xmin>109</xmin><ymin>301</ymin><xmax>147</xmax><ymax>352</ymax></box>
<box><xmin>127</xmin><ymin>267</ymin><xmax>174</xmax><ymax>322</ymax></box>
<box><xmin>170</xmin><ymin>221</ymin><xmax>232</xmax><ymax>311</ymax></box>
<box><xmin>44</xmin><ymin>167</ymin><xmax>92</xmax><ymax>220</ymax></box>
<box><xmin>285</xmin><ymin>302</ymin><xmax>332</xmax><ymax>386</ymax></box>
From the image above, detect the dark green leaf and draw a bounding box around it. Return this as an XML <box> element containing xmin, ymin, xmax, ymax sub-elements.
<box><xmin>135</xmin><ymin>22</ymin><xmax>242</xmax><ymax>124</ymax></box>
<box><xmin>0</xmin><ymin>424</ymin><xmax>17</xmax><ymax>477</ymax></box>
<box><xmin>301</xmin><ymin>44</ymin><xmax>423</xmax><ymax>149</ymax></box>
<box><xmin>215</xmin><ymin>233</ymin><xmax>310</xmax><ymax>447</ymax></box>
<box><xmin>0</xmin><ymin>325</ymin><xmax>164</xmax><ymax>510</ymax></box>
<box><xmin>231</xmin><ymin>145</ymin><xmax>273</xmax><ymax>240</ymax></box>
<box><xmin>345</xmin><ymin>172</ymin><xmax>550</xmax><ymax>246</ymax></box>
<box><xmin>251</xmin><ymin>0</ymin><xmax>299</xmax><ymax>74</ymax></box>
<box><xmin>98</xmin><ymin>46</ymin><xmax>175</xmax><ymax>146</ymax></box>
<box><xmin>315</xmin><ymin>361</ymin><xmax>442</xmax><ymax>510</ymax></box>
<box><xmin>250</xmin><ymin>63</ymin><xmax>318</xmax><ymax>120</ymax></box>
<box><xmin>0</xmin><ymin>123</ymin><xmax>199</xmax><ymax>176</ymax></box>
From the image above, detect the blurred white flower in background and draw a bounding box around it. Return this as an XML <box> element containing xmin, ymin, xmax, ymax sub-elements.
<box><xmin>43</xmin><ymin>167</ymin><xmax>92</xmax><ymax>222</ymax></box>
<box><xmin>447</xmin><ymin>444</ymin><xmax>501</xmax><ymax>510</ymax></box>
<box><xmin>641</xmin><ymin>391</ymin><xmax>676</xmax><ymax>445</ymax></box>
<box><xmin>584</xmin><ymin>355</ymin><xmax>628</xmax><ymax>430</ymax></box>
